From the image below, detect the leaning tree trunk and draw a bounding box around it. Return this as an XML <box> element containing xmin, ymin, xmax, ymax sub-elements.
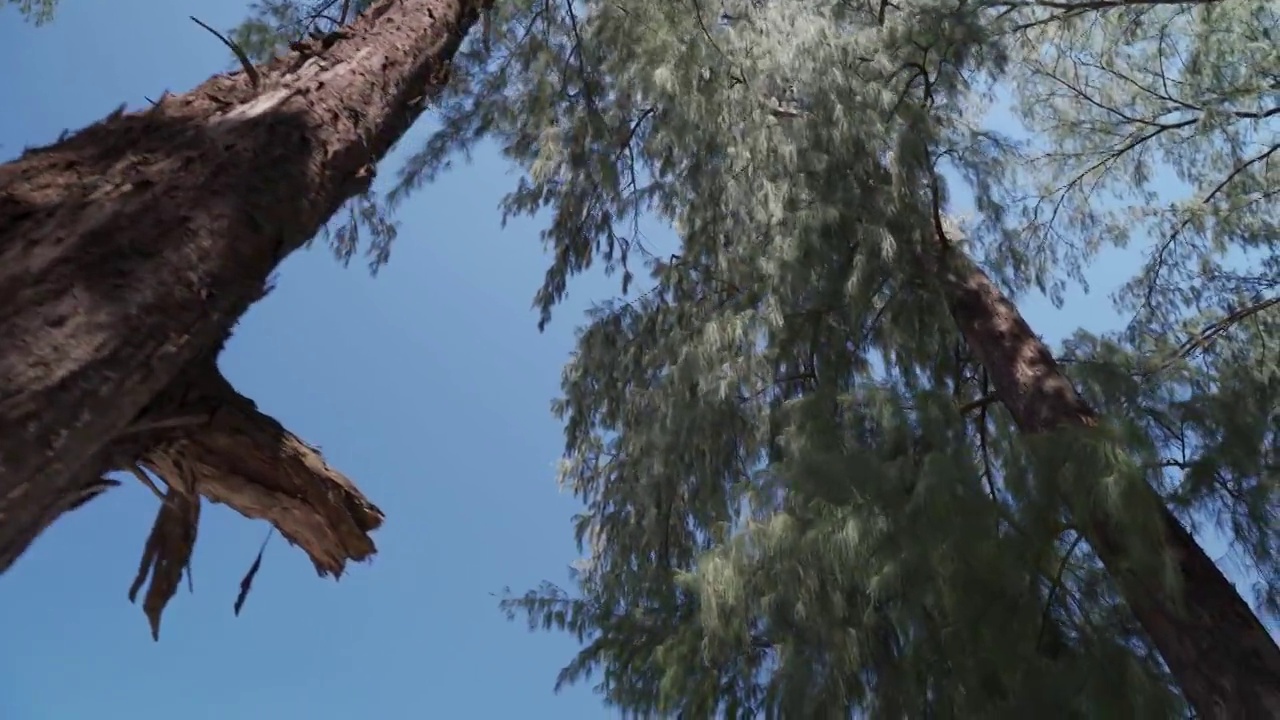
<box><xmin>924</xmin><ymin>213</ymin><xmax>1280</xmax><ymax>717</ymax></box>
<box><xmin>0</xmin><ymin>0</ymin><xmax>487</xmax><ymax>635</ymax></box>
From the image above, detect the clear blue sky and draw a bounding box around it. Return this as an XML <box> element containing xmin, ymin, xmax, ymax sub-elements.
<box><xmin>0</xmin><ymin>2</ymin><xmax>1262</xmax><ymax>718</ymax></box>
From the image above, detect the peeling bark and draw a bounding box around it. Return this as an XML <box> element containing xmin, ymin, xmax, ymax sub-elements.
<box><xmin>140</xmin><ymin>360</ymin><xmax>384</xmax><ymax>579</ymax></box>
<box><xmin>933</xmin><ymin>236</ymin><xmax>1280</xmax><ymax>718</ymax></box>
<box><xmin>0</xmin><ymin>0</ymin><xmax>485</xmax><ymax>627</ymax></box>
<box><xmin>120</xmin><ymin>358</ymin><xmax>384</xmax><ymax>637</ymax></box>
<box><xmin>128</xmin><ymin>481</ymin><xmax>201</xmax><ymax>641</ymax></box>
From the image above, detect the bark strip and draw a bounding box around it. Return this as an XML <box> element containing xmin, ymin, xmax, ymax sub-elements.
<box><xmin>933</xmin><ymin>232</ymin><xmax>1280</xmax><ymax>718</ymax></box>
<box><xmin>0</xmin><ymin>0</ymin><xmax>485</xmax><ymax>614</ymax></box>
<box><xmin>128</xmin><ymin>484</ymin><xmax>200</xmax><ymax>641</ymax></box>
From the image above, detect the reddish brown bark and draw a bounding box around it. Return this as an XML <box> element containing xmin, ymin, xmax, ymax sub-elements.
<box><xmin>0</xmin><ymin>0</ymin><xmax>486</xmax><ymax>628</ymax></box>
<box><xmin>935</xmin><ymin>241</ymin><xmax>1280</xmax><ymax>718</ymax></box>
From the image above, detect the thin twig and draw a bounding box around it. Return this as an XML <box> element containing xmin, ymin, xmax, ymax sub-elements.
<box><xmin>1037</xmin><ymin>533</ymin><xmax>1084</xmax><ymax>653</ymax></box>
<box><xmin>959</xmin><ymin>394</ymin><xmax>998</xmax><ymax>415</ymax></box>
<box><xmin>1155</xmin><ymin>296</ymin><xmax>1280</xmax><ymax>375</ymax></box>
<box><xmin>190</xmin><ymin>15</ymin><xmax>261</xmax><ymax>89</ymax></box>
<box><xmin>117</xmin><ymin>414</ymin><xmax>211</xmax><ymax>437</ymax></box>
<box><xmin>128</xmin><ymin>464</ymin><xmax>169</xmax><ymax>503</ymax></box>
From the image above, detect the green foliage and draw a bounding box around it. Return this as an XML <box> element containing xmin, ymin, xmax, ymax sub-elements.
<box><xmin>232</xmin><ymin>0</ymin><xmax>1276</xmax><ymax>715</ymax></box>
<box><xmin>1004</xmin><ymin>2</ymin><xmax>1280</xmax><ymax>324</ymax></box>
<box><xmin>7</xmin><ymin>0</ymin><xmax>57</xmax><ymax>25</ymax></box>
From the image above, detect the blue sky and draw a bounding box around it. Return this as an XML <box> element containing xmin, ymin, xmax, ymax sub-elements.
<box><xmin>0</xmin><ymin>2</ymin><xmax>1265</xmax><ymax>719</ymax></box>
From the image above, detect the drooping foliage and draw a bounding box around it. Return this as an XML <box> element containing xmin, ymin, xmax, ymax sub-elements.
<box><xmin>234</xmin><ymin>0</ymin><xmax>1276</xmax><ymax>715</ymax></box>
<box><xmin>7</xmin><ymin>0</ymin><xmax>57</xmax><ymax>24</ymax></box>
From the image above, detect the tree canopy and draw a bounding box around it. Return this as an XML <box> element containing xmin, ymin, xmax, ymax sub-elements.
<box><xmin>16</xmin><ymin>0</ymin><xmax>1279</xmax><ymax>714</ymax></box>
<box><xmin>398</xmin><ymin>0</ymin><xmax>1274</xmax><ymax>714</ymax></box>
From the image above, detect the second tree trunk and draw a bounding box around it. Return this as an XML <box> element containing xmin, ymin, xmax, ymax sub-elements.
<box><xmin>935</xmin><ymin>233</ymin><xmax>1280</xmax><ymax>719</ymax></box>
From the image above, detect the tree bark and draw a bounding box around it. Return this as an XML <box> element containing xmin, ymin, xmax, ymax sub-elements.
<box><xmin>930</xmin><ymin>223</ymin><xmax>1280</xmax><ymax>717</ymax></box>
<box><xmin>0</xmin><ymin>0</ymin><xmax>486</xmax><ymax>627</ymax></box>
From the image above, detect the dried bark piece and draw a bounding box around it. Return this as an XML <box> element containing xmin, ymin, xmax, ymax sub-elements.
<box><xmin>128</xmin><ymin>485</ymin><xmax>200</xmax><ymax>641</ymax></box>
<box><xmin>140</xmin><ymin>362</ymin><xmax>383</xmax><ymax>579</ymax></box>
<box><xmin>113</xmin><ymin>359</ymin><xmax>384</xmax><ymax>636</ymax></box>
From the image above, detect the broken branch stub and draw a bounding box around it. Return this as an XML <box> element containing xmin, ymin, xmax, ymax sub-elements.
<box><xmin>126</xmin><ymin>360</ymin><xmax>384</xmax><ymax>637</ymax></box>
<box><xmin>141</xmin><ymin>362</ymin><xmax>383</xmax><ymax>576</ymax></box>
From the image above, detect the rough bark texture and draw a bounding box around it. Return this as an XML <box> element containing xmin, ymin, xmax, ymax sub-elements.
<box><xmin>0</xmin><ymin>0</ymin><xmax>486</xmax><ymax>632</ymax></box>
<box><xmin>935</xmin><ymin>240</ymin><xmax>1280</xmax><ymax>718</ymax></box>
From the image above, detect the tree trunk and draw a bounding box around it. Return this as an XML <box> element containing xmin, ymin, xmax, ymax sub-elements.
<box><xmin>0</xmin><ymin>0</ymin><xmax>486</xmax><ymax>630</ymax></box>
<box><xmin>932</xmin><ymin>231</ymin><xmax>1280</xmax><ymax>718</ymax></box>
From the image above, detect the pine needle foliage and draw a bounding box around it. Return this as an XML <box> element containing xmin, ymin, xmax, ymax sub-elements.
<box><xmin>223</xmin><ymin>0</ymin><xmax>1275</xmax><ymax>715</ymax></box>
<box><xmin>7</xmin><ymin>0</ymin><xmax>57</xmax><ymax>25</ymax></box>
